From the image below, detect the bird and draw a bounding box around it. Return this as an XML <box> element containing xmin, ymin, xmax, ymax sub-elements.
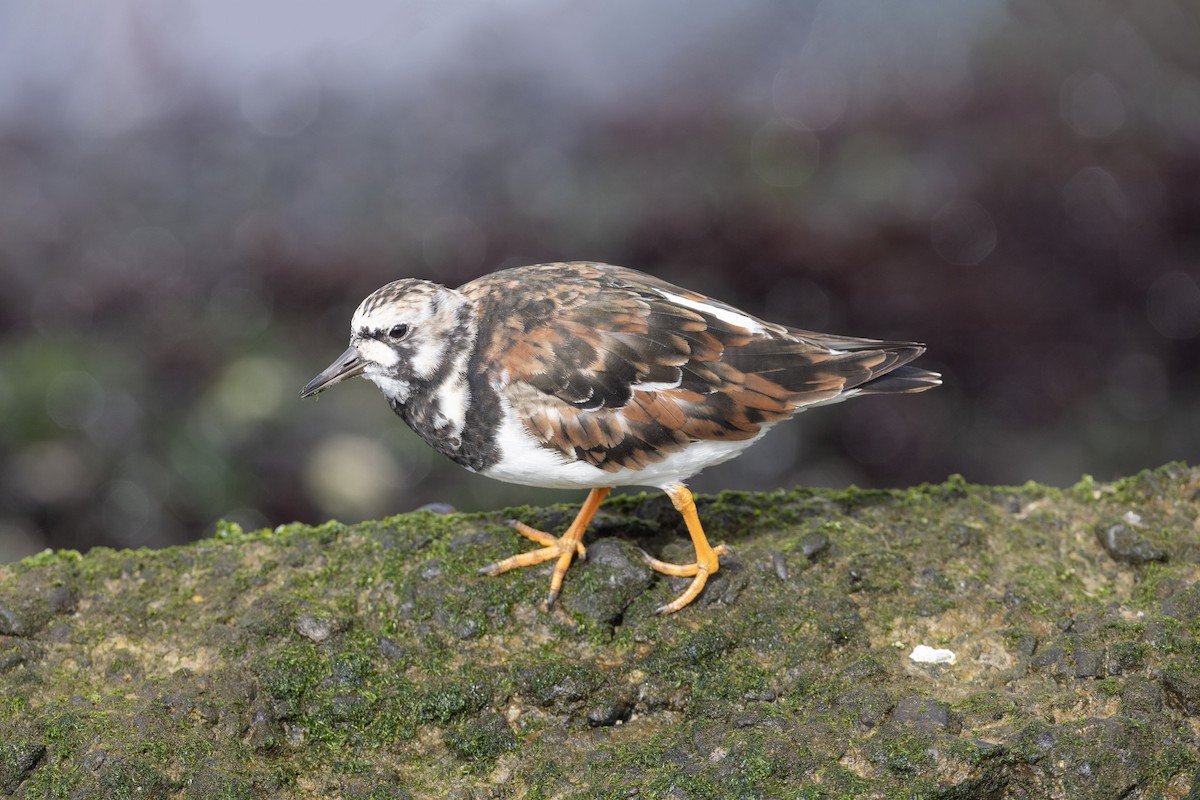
<box><xmin>300</xmin><ymin>262</ymin><xmax>940</xmax><ymax>614</ymax></box>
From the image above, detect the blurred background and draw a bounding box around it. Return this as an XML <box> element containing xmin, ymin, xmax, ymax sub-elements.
<box><xmin>2</xmin><ymin>0</ymin><xmax>1198</xmax><ymax>562</ymax></box>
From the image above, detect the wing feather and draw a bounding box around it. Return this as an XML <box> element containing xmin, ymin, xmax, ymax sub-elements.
<box><xmin>464</xmin><ymin>262</ymin><xmax>936</xmax><ymax>471</ymax></box>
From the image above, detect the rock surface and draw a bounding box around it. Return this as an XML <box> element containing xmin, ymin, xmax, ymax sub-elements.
<box><xmin>1</xmin><ymin>464</ymin><xmax>1198</xmax><ymax>798</ymax></box>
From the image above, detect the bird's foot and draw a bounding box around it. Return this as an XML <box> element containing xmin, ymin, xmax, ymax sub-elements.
<box><xmin>478</xmin><ymin>522</ymin><xmax>584</xmax><ymax>607</ymax></box>
<box><xmin>477</xmin><ymin>520</ymin><xmax>587</xmax><ymax>575</ymax></box>
<box><xmin>637</xmin><ymin>543</ymin><xmax>732</xmax><ymax>614</ymax></box>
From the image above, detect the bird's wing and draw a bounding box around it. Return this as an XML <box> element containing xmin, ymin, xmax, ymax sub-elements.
<box><xmin>466</xmin><ymin>262</ymin><xmax>926</xmax><ymax>472</ymax></box>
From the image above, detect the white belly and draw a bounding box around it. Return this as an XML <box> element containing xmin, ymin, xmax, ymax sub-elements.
<box><xmin>480</xmin><ymin>405</ymin><xmax>773</xmax><ymax>490</ymax></box>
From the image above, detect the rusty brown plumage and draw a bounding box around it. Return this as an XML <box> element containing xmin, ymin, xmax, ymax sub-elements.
<box><xmin>462</xmin><ymin>262</ymin><xmax>931</xmax><ymax>472</ymax></box>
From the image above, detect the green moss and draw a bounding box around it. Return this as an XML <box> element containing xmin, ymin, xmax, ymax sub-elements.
<box><xmin>3</xmin><ymin>466</ymin><xmax>1199</xmax><ymax>796</ymax></box>
<box><xmin>257</xmin><ymin>643</ymin><xmax>325</xmax><ymax>713</ymax></box>
<box><xmin>99</xmin><ymin>757</ymin><xmax>176</xmax><ymax>798</ymax></box>
<box><xmin>943</xmin><ymin>737</ymin><xmax>1005</xmax><ymax>768</ymax></box>
<box><xmin>953</xmin><ymin>692</ymin><xmax>1015</xmax><ymax>722</ymax></box>
<box><xmin>1005</xmin><ymin>562</ymin><xmax>1082</xmax><ymax>616</ymax></box>
<box><xmin>443</xmin><ymin>714</ymin><xmax>518</xmax><ymax>767</ymax></box>
<box><xmin>183</xmin><ymin>770</ymin><xmax>257</xmax><ymax>800</ymax></box>
<box><xmin>807</xmin><ymin>765</ymin><xmax>870</xmax><ymax>797</ymax></box>
<box><xmin>15</xmin><ymin>549</ymin><xmax>82</xmax><ymax>570</ymax></box>
<box><xmin>43</xmin><ymin>708</ymin><xmax>93</xmax><ymax>749</ymax></box>
<box><xmin>873</xmin><ymin>729</ymin><xmax>938</xmax><ymax>774</ymax></box>
<box><xmin>213</xmin><ymin>519</ymin><xmax>248</xmax><ymax>540</ymax></box>
<box><xmin>583</xmin><ymin>734</ymin><xmax>677</xmax><ymax>794</ymax></box>
<box><xmin>416</xmin><ymin>671</ymin><xmax>492</xmax><ymax>725</ymax></box>
<box><xmin>517</xmin><ymin>657</ymin><xmax>603</xmax><ymax>708</ymax></box>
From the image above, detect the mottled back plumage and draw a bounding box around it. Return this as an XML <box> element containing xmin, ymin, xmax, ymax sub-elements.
<box><xmin>463</xmin><ymin>262</ymin><xmax>937</xmax><ymax>473</ymax></box>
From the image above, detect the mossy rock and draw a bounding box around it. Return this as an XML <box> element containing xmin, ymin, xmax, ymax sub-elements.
<box><xmin>2</xmin><ymin>464</ymin><xmax>1199</xmax><ymax>798</ymax></box>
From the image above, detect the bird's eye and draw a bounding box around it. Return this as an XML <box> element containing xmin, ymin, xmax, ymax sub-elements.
<box><xmin>388</xmin><ymin>324</ymin><xmax>411</xmax><ymax>340</ymax></box>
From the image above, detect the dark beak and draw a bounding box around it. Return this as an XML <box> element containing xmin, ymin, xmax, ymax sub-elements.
<box><xmin>299</xmin><ymin>346</ymin><xmax>365</xmax><ymax>398</ymax></box>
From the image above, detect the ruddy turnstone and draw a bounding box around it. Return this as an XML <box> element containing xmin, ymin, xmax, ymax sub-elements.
<box><xmin>300</xmin><ymin>262</ymin><xmax>939</xmax><ymax>614</ymax></box>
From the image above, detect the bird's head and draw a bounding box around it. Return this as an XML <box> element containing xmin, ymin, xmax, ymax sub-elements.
<box><xmin>299</xmin><ymin>279</ymin><xmax>473</xmax><ymax>405</ymax></box>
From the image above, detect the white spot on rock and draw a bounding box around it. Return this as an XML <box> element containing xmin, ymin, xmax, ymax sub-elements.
<box><xmin>910</xmin><ymin>645</ymin><xmax>957</xmax><ymax>665</ymax></box>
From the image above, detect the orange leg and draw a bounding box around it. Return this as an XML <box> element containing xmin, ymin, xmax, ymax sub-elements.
<box><xmin>479</xmin><ymin>487</ymin><xmax>611</xmax><ymax>607</ymax></box>
<box><xmin>639</xmin><ymin>484</ymin><xmax>730</xmax><ymax>614</ymax></box>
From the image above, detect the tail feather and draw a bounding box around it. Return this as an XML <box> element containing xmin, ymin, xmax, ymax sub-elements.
<box><xmin>856</xmin><ymin>365</ymin><xmax>942</xmax><ymax>395</ymax></box>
